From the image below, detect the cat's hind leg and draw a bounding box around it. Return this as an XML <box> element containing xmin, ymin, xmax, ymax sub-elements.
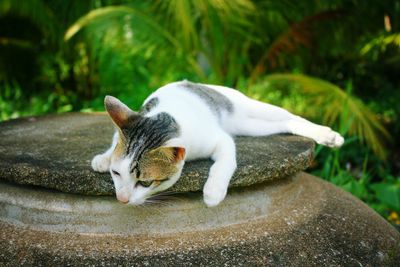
<box><xmin>203</xmin><ymin>132</ymin><xmax>237</xmax><ymax>207</ymax></box>
<box><xmin>91</xmin><ymin>131</ymin><xmax>118</xmax><ymax>172</ymax></box>
<box><xmin>287</xmin><ymin>119</ymin><xmax>344</xmax><ymax>147</ymax></box>
<box><xmin>243</xmin><ymin>98</ymin><xmax>298</xmax><ymax>121</ymax></box>
<box><xmin>231</xmin><ymin>118</ymin><xmax>291</xmax><ymax>136</ymax></box>
<box><xmin>232</xmin><ymin>115</ymin><xmax>344</xmax><ymax>148</ymax></box>
<box><xmin>232</xmin><ymin>96</ymin><xmax>344</xmax><ymax>147</ymax></box>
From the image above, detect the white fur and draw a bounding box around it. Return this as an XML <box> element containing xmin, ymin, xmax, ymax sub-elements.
<box><xmin>91</xmin><ymin>131</ymin><xmax>118</xmax><ymax>172</ymax></box>
<box><xmin>92</xmin><ymin>81</ymin><xmax>344</xmax><ymax>207</ymax></box>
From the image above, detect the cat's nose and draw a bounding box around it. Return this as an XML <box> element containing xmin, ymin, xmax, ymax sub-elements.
<box><xmin>116</xmin><ymin>194</ymin><xmax>129</xmax><ymax>204</ymax></box>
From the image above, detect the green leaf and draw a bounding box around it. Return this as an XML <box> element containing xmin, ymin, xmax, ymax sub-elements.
<box><xmin>371</xmin><ymin>183</ymin><xmax>400</xmax><ymax>211</ymax></box>
<box><xmin>64</xmin><ymin>6</ymin><xmax>179</xmax><ymax>48</ymax></box>
<box><xmin>342</xmin><ymin>180</ymin><xmax>367</xmax><ymax>199</ymax></box>
<box><xmin>361</xmin><ymin>33</ymin><xmax>400</xmax><ymax>55</ymax></box>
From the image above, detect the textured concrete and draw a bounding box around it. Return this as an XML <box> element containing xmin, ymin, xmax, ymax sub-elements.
<box><xmin>0</xmin><ymin>173</ymin><xmax>399</xmax><ymax>266</ymax></box>
<box><xmin>0</xmin><ymin>113</ymin><xmax>314</xmax><ymax>195</ymax></box>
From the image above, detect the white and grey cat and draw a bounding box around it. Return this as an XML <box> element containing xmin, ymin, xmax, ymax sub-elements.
<box><xmin>92</xmin><ymin>80</ymin><xmax>344</xmax><ymax>207</ymax></box>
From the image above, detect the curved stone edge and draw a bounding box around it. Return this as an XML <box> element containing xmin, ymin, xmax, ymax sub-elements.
<box><xmin>1</xmin><ymin>173</ymin><xmax>399</xmax><ymax>266</ymax></box>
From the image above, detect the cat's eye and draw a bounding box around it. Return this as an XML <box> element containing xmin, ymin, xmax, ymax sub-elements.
<box><xmin>112</xmin><ymin>170</ymin><xmax>120</xmax><ymax>176</ymax></box>
<box><xmin>137</xmin><ymin>180</ymin><xmax>153</xmax><ymax>187</ymax></box>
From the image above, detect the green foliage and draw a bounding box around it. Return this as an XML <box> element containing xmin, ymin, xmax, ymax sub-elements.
<box><xmin>371</xmin><ymin>181</ymin><xmax>400</xmax><ymax>212</ymax></box>
<box><xmin>63</xmin><ymin>0</ymin><xmax>260</xmax><ymax>87</ymax></box>
<box><xmin>0</xmin><ymin>0</ymin><xmax>399</xmax><ymax>228</ymax></box>
<box><xmin>0</xmin><ymin>82</ymin><xmax>73</xmax><ymax>121</ymax></box>
<box><xmin>361</xmin><ymin>33</ymin><xmax>400</xmax><ymax>57</ymax></box>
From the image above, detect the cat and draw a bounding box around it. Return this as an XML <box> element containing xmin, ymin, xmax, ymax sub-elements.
<box><xmin>91</xmin><ymin>80</ymin><xmax>344</xmax><ymax>207</ymax></box>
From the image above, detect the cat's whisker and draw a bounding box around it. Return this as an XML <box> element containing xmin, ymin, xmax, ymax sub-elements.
<box><xmin>148</xmin><ymin>200</ymin><xmax>169</xmax><ymax>207</ymax></box>
<box><xmin>153</xmin><ymin>196</ymin><xmax>180</xmax><ymax>202</ymax></box>
<box><xmin>145</xmin><ymin>198</ymin><xmax>170</xmax><ymax>206</ymax></box>
<box><xmin>149</xmin><ymin>193</ymin><xmax>182</xmax><ymax>203</ymax></box>
<box><xmin>151</xmin><ymin>190</ymin><xmax>184</xmax><ymax>200</ymax></box>
<box><xmin>145</xmin><ymin>199</ymin><xmax>163</xmax><ymax>205</ymax></box>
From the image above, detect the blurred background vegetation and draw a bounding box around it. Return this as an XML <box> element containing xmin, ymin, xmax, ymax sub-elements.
<box><xmin>0</xmin><ymin>0</ymin><xmax>399</xmax><ymax>228</ymax></box>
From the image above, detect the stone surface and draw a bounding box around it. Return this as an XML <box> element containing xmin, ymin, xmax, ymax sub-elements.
<box><xmin>0</xmin><ymin>113</ymin><xmax>314</xmax><ymax>195</ymax></box>
<box><xmin>0</xmin><ymin>173</ymin><xmax>399</xmax><ymax>266</ymax></box>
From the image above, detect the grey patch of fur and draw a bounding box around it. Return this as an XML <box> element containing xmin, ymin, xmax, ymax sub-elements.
<box><xmin>140</xmin><ymin>97</ymin><xmax>159</xmax><ymax>115</ymax></box>
<box><xmin>180</xmin><ymin>81</ymin><xmax>234</xmax><ymax>117</ymax></box>
<box><xmin>121</xmin><ymin>112</ymin><xmax>180</xmax><ymax>162</ymax></box>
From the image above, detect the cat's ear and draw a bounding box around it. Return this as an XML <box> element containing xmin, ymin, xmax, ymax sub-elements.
<box><xmin>150</xmin><ymin>147</ymin><xmax>186</xmax><ymax>163</ymax></box>
<box><xmin>104</xmin><ymin>95</ymin><xmax>138</xmax><ymax>128</ymax></box>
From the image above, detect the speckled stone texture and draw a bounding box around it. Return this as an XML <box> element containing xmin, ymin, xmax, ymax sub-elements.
<box><xmin>0</xmin><ymin>113</ymin><xmax>314</xmax><ymax>195</ymax></box>
<box><xmin>0</xmin><ymin>173</ymin><xmax>399</xmax><ymax>266</ymax></box>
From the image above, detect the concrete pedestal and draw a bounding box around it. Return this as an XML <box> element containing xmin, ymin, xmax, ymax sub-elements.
<box><xmin>0</xmin><ymin>113</ymin><xmax>399</xmax><ymax>266</ymax></box>
<box><xmin>1</xmin><ymin>173</ymin><xmax>399</xmax><ymax>266</ymax></box>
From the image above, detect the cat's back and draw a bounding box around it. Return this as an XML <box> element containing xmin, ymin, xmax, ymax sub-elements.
<box><xmin>140</xmin><ymin>81</ymin><xmax>222</xmax><ymax>138</ymax></box>
<box><xmin>144</xmin><ymin>80</ymin><xmax>235</xmax><ymax>118</ymax></box>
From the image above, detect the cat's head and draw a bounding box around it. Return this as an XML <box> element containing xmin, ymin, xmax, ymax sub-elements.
<box><xmin>104</xmin><ymin>96</ymin><xmax>185</xmax><ymax>205</ymax></box>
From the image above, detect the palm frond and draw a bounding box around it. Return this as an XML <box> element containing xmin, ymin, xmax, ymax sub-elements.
<box><xmin>64</xmin><ymin>5</ymin><xmax>178</xmax><ymax>48</ymax></box>
<box><xmin>252</xmin><ymin>74</ymin><xmax>390</xmax><ymax>159</ymax></box>
<box><xmin>158</xmin><ymin>0</ymin><xmax>198</xmax><ymax>50</ymax></box>
<box><xmin>64</xmin><ymin>1</ymin><xmax>259</xmax><ymax>85</ymax></box>
<box><xmin>361</xmin><ymin>33</ymin><xmax>400</xmax><ymax>55</ymax></box>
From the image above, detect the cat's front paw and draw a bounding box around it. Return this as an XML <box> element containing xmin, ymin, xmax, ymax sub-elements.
<box><xmin>314</xmin><ymin>126</ymin><xmax>344</xmax><ymax>148</ymax></box>
<box><xmin>203</xmin><ymin>182</ymin><xmax>227</xmax><ymax>207</ymax></box>
<box><xmin>91</xmin><ymin>154</ymin><xmax>111</xmax><ymax>173</ymax></box>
